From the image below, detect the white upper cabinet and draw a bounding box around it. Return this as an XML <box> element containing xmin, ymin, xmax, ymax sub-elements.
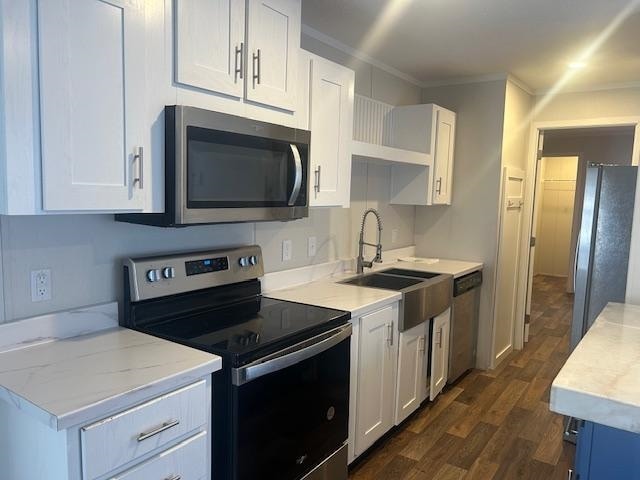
<box><xmin>390</xmin><ymin>103</ymin><xmax>457</xmax><ymax>206</ymax></box>
<box><xmin>432</xmin><ymin>107</ymin><xmax>456</xmax><ymax>205</ymax></box>
<box><xmin>429</xmin><ymin>308</ymin><xmax>451</xmax><ymax>401</ymax></box>
<box><xmin>245</xmin><ymin>0</ymin><xmax>300</xmax><ymax>111</ymax></box>
<box><xmin>37</xmin><ymin>0</ymin><xmax>146</xmax><ymax>211</ymax></box>
<box><xmin>175</xmin><ymin>0</ymin><xmax>245</xmax><ymax>98</ymax></box>
<box><xmin>307</xmin><ymin>53</ymin><xmax>354</xmax><ymax>207</ymax></box>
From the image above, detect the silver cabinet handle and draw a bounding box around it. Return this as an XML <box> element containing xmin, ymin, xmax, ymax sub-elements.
<box><xmin>288</xmin><ymin>144</ymin><xmax>302</xmax><ymax>206</ymax></box>
<box><xmin>136</xmin><ymin>419</ymin><xmax>180</xmax><ymax>442</ymax></box>
<box><xmin>165</xmin><ymin>475</ymin><xmax>181</xmax><ymax>480</ymax></box>
<box><xmin>234</xmin><ymin>42</ymin><xmax>244</xmax><ymax>82</ymax></box>
<box><xmin>252</xmin><ymin>49</ymin><xmax>261</xmax><ymax>86</ymax></box>
<box><xmin>133</xmin><ymin>146</ymin><xmax>143</xmax><ymax>189</ymax></box>
<box><xmin>436</xmin><ymin>177</ymin><xmax>442</xmax><ymax>195</ymax></box>
<box><xmin>387</xmin><ymin>323</ymin><xmax>394</xmax><ymax>346</ymax></box>
<box><xmin>436</xmin><ymin>328</ymin><xmax>443</xmax><ymax>348</ymax></box>
<box><xmin>314</xmin><ymin>165</ymin><xmax>322</xmax><ymax>195</ymax></box>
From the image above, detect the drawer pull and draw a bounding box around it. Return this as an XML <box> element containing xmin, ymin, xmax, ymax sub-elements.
<box><xmin>165</xmin><ymin>475</ymin><xmax>181</xmax><ymax>480</ymax></box>
<box><xmin>137</xmin><ymin>419</ymin><xmax>180</xmax><ymax>442</ymax></box>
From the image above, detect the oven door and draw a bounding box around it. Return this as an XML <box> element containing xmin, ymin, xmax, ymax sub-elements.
<box><xmin>231</xmin><ymin>324</ymin><xmax>351</xmax><ymax>480</ymax></box>
<box><xmin>172</xmin><ymin>106</ymin><xmax>310</xmax><ymax>225</ymax></box>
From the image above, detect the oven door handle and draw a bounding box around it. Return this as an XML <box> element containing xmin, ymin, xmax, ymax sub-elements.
<box><xmin>288</xmin><ymin>144</ymin><xmax>303</xmax><ymax>206</ymax></box>
<box><xmin>232</xmin><ymin>323</ymin><xmax>351</xmax><ymax>386</ymax></box>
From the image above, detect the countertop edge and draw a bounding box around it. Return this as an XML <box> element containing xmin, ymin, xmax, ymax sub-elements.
<box><xmin>54</xmin><ymin>356</ymin><xmax>222</xmax><ymax>430</ymax></box>
<box><xmin>0</xmin><ymin>356</ymin><xmax>222</xmax><ymax>431</ymax></box>
<box><xmin>550</xmin><ymin>383</ymin><xmax>640</xmax><ymax>434</ymax></box>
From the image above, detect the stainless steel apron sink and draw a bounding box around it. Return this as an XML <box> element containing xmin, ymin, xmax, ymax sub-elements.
<box><xmin>340</xmin><ymin>269</ymin><xmax>453</xmax><ymax>331</ymax></box>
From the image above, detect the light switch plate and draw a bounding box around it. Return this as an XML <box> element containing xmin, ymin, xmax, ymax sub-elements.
<box><xmin>392</xmin><ymin>229</ymin><xmax>399</xmax><ymax>244</ymax></box>
<box><xmin>282</xmin><ymin>239</ymin><xmax>292</xmax><ymax>262</ymax></box>
<box><xmin>308</xmin><ymin>236</ymin><xmax>317</xmax><ymax>257</ymax></box>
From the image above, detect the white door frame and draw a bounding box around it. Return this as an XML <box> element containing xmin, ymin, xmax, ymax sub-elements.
<box><xmin>514</xmin><ymin>116</ymin><xmax>640</xmax><ymax>351</ymax></box>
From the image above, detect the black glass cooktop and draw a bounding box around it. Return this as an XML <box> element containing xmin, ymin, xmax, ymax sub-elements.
<box><xmin>134</xmin><ymin>295</ymin><xmax>350</xmax><ymax>367</ymax></box>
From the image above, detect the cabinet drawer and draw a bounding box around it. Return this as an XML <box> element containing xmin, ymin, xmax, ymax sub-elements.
<box><xmin>110</xmin><ymin>431</ymin><xmax>208</xmax><ymax>480</ymax></box>
<box><xmin>82</xmin><ymin>380</ymin><xmax>208</xmax><ymax>480</ymax></box>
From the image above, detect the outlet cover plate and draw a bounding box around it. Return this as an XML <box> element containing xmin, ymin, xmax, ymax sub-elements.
<box><xmin>31</xmin><ymin>269</ymin><xmax>52</xmax><ymax>302</ymax></box>
<box><xmin>282</xmin><ymin>239</ymin><xmax>292</xmax><ymax>262</ymax></box>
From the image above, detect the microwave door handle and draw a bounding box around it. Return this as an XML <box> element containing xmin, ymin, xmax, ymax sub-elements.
<box><xmin>288</xmin><ymin>144</ymin><xmax>303</xmax><ymax>206</ymax></box>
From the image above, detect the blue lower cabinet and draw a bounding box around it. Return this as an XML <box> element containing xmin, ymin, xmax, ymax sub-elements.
<box><xmin>574</xmin><ymin>420</ymin><xmax>640</xmax><ymax>479</ymax></box>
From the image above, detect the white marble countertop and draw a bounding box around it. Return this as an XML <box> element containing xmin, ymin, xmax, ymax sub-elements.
<box><xmin>266</xmin><ymin>272</ymin><xmax>402</xmax><ymax>318</ymax></box>
<box><xmin>385</xmin><ymin>258</ymin><xmax>483</xmax><ymax>278</ymax></box>
<box><xmin>0</xmin><ymin>327</ymin><xmax>222</xmax><ymax>431</ymax></box>
<box><xmin>265</xmin><ymin>257</ymin><xmax>482</xmax><ymax>316</ymax></box>
<box><xmin>550</xmin><ymin>303</ymin><xmax>640</xmax><ymax>434</ymax></box>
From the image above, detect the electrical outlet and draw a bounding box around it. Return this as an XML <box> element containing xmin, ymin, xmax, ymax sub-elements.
<box><xmin>282</xmin><ymin>239</ymin><xmax>292</xmax><ymax>262</ymax></box>
<box><xmin>392</xmin><ymin>229</ymin><xmax>399</xmax><ymax>244</ymax></box>
<box><xmin>31</xmin><ymin>269</ymin><xmax>52</xmax><ymax>302</ymax></box>
<box><xmin>308</xmin><ymin>236</ymin><xmax>317</xmax><ymax>257</ymax></box>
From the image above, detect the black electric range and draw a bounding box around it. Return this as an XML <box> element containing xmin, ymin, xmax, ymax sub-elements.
<box><xmin>122</xmin><ymin>246</ymin><xmax>351</xmax><ymax>480</ymax></box>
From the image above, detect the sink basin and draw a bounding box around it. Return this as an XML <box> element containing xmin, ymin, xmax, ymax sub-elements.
<box><xmin>340</xmin><ymin>271</ymin><xmax>453</xmax><ymax>332</ymax></box>
<box><xmin>380</xmin><ymin>268</ymin><xmax>441</xmax><ymax>279</ymax></box>
<box><xmin>341</xmin><ymin>273</ymin><xmax>424</xmax><ymax>290</ymax></box>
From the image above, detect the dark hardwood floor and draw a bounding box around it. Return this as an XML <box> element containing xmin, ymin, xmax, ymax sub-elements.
<box><xmin>349</xmin><ymin>275</ymin><xmax>575</xmax><ymax>480</ymax></box>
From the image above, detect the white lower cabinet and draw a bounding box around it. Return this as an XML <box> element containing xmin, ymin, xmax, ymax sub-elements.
<box><xmin>352</xmin><ymin>303</ymin><xmax>399</xmax><ymax>458</ymax></box>
<box><xmin>429</xmin><ymin>308</ymin><xmax>451</xmax><ymax>401</ymax></box>
<box><xmin>110</xmin><ymin>431</ymin><xmax>208</xmax><ymax>480</ymax></box>
<box><xmin>348</xmin><ymin>303</ymin><xmax>453</xmax><ymax>463</ymax></box>
<box><xmin>0</xmin><ymin>377</ymin><xmax>212</xmax><ymax>480</ymax></box>
<box><xmin>395</xmin><ymin>322</ymin><xmax>427</xmax><ymax>425</ymax></box>
<box><xmin>81</xmin><ymin>380</ymin><xmax>208</xmax><ymax>479</ymax></box>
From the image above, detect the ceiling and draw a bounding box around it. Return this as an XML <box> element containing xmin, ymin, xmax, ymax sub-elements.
<box><xmin>301</xmin><ymin>0</ymin><xmax>640</xmax><ymax>93</ymax></box>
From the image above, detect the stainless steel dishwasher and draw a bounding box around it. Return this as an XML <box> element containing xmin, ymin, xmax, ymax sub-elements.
<box><xmin>448</xmin><ymin>271</ymin><xmax>483</xmax><ymax>383</ymax></box>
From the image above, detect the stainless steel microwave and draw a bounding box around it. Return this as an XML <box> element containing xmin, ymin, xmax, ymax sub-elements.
<box><xmin>117</xmin><ymin>106</ymin><xmax>310</xmax><ymax>226</ymax></box>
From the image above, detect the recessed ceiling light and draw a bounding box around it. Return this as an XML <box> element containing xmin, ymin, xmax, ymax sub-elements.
<box><xmin>568</xmin><ymin>61</ymin><xmax>587</xmax><ymax>69</ymax></box>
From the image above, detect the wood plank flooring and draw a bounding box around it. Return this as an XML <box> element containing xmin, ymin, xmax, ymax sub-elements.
<box><xmin>349</xmin><ymin>275</ymin><xmax>574</xmax><ymax>480</ymax></box>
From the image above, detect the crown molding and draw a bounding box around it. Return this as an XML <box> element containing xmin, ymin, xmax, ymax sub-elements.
<box><xmin>302</xmin><ymin>25</ymin><xmax>640</xmax><ymax>97</ymax></box>
<box><xmin>301</xmin><ymin>24</ymin><xmax>425</xmax><ymax>88</ymax></box>
<box><xmin>535</xmin><ymin>80</ymin><xmax>640</xmax><ymax>96</ymax></box>
<box><xmin>506</xmin><ymin>74</ymin><xmax>535</xmax><ymax>96</ymax></box>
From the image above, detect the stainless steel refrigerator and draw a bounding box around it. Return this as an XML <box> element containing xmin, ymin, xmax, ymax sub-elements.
<box><xmin>571</xmin><ymin>165</ymin><xmax>638</xmax><ymax>350</ymax></box>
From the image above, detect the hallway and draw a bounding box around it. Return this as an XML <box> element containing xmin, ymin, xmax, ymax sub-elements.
<box><xmin>348</xmin><ymin>275</ymin><xmax>574</xmax><ymax>479</ymax></box>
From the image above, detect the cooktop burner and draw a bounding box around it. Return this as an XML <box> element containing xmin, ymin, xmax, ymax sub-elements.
<box><xmin>135</xmin><ymin>295</ymin><xmax>348</xmax><ymax>366</ymax></box>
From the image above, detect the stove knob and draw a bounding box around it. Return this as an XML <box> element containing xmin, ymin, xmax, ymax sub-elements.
<box><xmin>238</xmin><ymin>257</ymin><xmax>249</xmax><ymax>268</ymax></box>
<box><xmin>162</xmin><ymin>267</ymin><xmax>175</xmax><ymax>279</ymax></box>
<box><xmin>249</xmin><ymin>255</ymin><xmax>258</xmax><ymax>266</ymax></box>
<box><xmin>146</xmin><ymin>269</ymin><xmax>160</xmax><ymax>283</ymax></box>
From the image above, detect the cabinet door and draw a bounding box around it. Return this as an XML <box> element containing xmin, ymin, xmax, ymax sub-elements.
<box><xmin>430</xmin><ymin>308</ymin><xmax>451</xmax><ymax>400</ymax></box>
<box><xmin>432</xmin><ymin>107</ymin><xmax>456</xmax><ymax>205</ymax></box>
<box><xmin>308</xmin><ymin>54</ymin><xmax>354</xmax><ymax>207</ymax></box>
<box><xmin>355</xmin><ymin>304</ymin><xmax>398</xmax><ymax>456</ymax></box>
<box><xmin>38</xmin><ymin>0</ymin><xmax>146</xmax><ymax>211</ymax></box>
<box><xmin>175</xmin><ymin>0</ymin><xmax>245</xmax><ymax>98</ymax></box>
<box><xmin>246</xmin><ymin>0</ymin><xmax>300</xmax><ymax>111</ymax></box>
<box><xmin>395</xmin><ymin>322</ymin><xmax>427</xmax><ymax>425</ymax></box>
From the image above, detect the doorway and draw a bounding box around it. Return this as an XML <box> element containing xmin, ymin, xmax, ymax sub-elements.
<box><xmin>521</xmin><ymin>125</ymin><xmax>638</xmax><ymax>344</ymax></box>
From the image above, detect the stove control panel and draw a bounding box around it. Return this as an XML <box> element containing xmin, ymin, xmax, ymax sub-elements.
<box><xmin>126</xmin><ymin>245</ymin><xmax>264</xmax><ymax>302</ymax></box>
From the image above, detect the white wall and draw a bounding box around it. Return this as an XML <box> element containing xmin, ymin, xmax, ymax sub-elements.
<box><xmin>416</xmin><ymin>79</ymin><xmax>507</xmax><ymax>369</ymax></box>
<box><xmin>0</xmin><ymin>35</ymin><xmax>422</xmax><ymax>323</ymax></box>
